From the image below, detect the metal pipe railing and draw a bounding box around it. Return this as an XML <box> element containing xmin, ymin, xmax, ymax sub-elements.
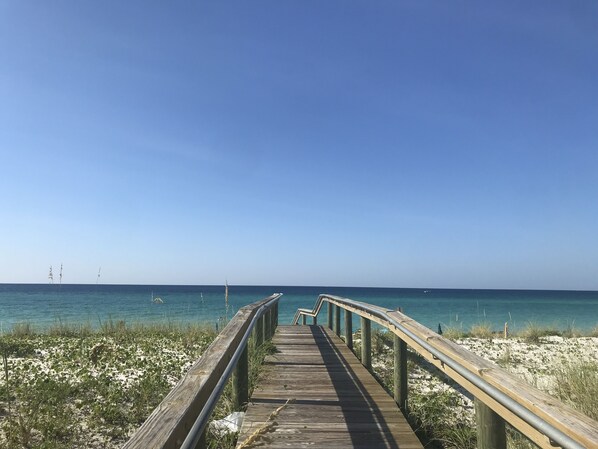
<box><xmin>293</xmin><ymin>294</ymin><xmax>589</xmax><ymax>449</ymax></box>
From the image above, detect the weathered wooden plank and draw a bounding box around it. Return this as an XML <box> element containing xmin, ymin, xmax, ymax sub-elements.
<box><xmin>236</xmin><ymin>325</ymin><xmax>423</xmax><ymax>449</ymax></box>
<box><xmin>242</xmin><ymin>430</ymin><xmax>423</xmax><ymax>449</ymax></box>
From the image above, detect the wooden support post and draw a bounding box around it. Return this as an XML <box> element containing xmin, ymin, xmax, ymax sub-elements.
<box><xmin>327</xmin><ymin>302</ymin><xmax>333</xmax><ymax>329</ymax></box>
<box><xmin>193</xmin><ymin>430</ymin><xmax>206</xmax><ymax>449</ymax></box>
<box><xmin>361</xmin><ymin>317</ymin><xmax>371</xmax><ymax>370</ymax></box>
<box><xmin>475</xmin><ymin>398</ymin><xmax>507</xmax><ymax>449</ymax></box>
<box><xmin>394</xmin><ymin>335</ymin><xmax>408</xmax><ymax>412</ymax></box>
<box><xmin>313</xmin><ymin>314</ymin><xmax>317</xmax><ymax>325</ymax></box>
<box><xmin>271</xmin><ymin>305</ymin><xmax>276</xmax><ymax>334</ymax></box>
<box><xmin>334</xmin><ymin>305</ymin><xmax>341</xmax><ymax>336</ymax></box>
<box><xmin>264</xmin><ymin>310</ymin><xmax>271</xmax><ymax>340</ymax></box>
<box><xmin>344</xmin><ymin>310</ymin><xmax>353</xmax><ymax>350</ymax></box>
<box><xmin>254</xmin><ymin>315</ymin><xmax>263</xmax><ymax>348</ymax></box>
<box><xmin>331</xmin><ymin>304</ymin><xmax>337</xmax><ymax>333</ymax></box>
<box><xmin>274</xmin><ymin>302</ymin><xmax>278</xmax><ymax>328</ymax></box>
<box><xmin>232</xmin><ymin>344</ymin><xmax>248</xmax><ymax>410</ymax></box>
<box><xmin>301</xmin><ymin>314</ymin><xmax>306</xmax><ymax>325</ymax></box>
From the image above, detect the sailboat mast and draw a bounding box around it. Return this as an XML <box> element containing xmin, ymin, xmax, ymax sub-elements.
<box><xmin>225</xmin><ymin>280</ymin><xmax>229</xmax><ymax>319</ymax></box>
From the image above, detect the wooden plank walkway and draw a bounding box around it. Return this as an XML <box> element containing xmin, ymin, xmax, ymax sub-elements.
<box><xmin>236</xmin><ymin>325</ymin><xmax>423</xmax><ymax>449</ymax></box>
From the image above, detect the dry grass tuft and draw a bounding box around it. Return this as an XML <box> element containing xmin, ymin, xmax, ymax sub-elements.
<box><xmin>554</xmin><ymin>362</ymin><xmax>598</xmax><ymax>421</ymax></box>
<box><xmin>442</xmin><ymin>327</ymin><xmax>466</xmax><ymax>341</ymax></box>
<box><xmin>518</xmin><ymin>322</ymin><xmax>556</xmax><ymax>344</ymax></box>
<box><xmin>470</xmin><ymin>323</ymin><xmax>493</xmax><ymax>339</ymax></box>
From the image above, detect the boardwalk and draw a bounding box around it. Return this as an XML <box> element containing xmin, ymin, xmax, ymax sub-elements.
<box><xmin>237</xmin><ymin>325</ymin><xmax>423</xmax><ymax>449</ymax></box>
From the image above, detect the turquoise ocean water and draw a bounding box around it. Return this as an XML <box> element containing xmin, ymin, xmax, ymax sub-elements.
<box><xmin>1</xmin><ymin>284</ymin><xmax>597</xmax><ymax>333</ymax></box>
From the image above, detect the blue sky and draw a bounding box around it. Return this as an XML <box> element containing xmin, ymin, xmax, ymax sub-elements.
<box><xmin>1</xmin><ymin>1</ymin><xmax>597</xmax><ymax>289</ymax></box>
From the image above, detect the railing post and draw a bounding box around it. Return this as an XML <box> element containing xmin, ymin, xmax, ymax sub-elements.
<box><xmin>270</xmin><ymin>304</ymin><xmax>276</xmax><ymax>335</ymax></box>
<box><xmin>255</xmin><ymin>313</ymin><xmax>264</xmax><ymax>347</ymax></box>
<box><xmin>232</xmin><ymin>343</ymin><xmax>248</xmax><ymax>410</ymax></box>
<box><xmin>475</xmin><ymin>398</ymin><xmax>506</xmax><ymax>449</ymax></box>
<box><xmin>394</xmin><ymin>335</ymin><xmax>408</xmax><ymax>413</ymax></box>
<box><xmin>361</xmin><ymin>317</ymin><xmax>371</xmax><ymax>369</ymax></box>
<box><xmin>301</xmin><ymin>314</ymin><xmax>306</xmax><ymax>325</ymax></box>
<box><xmin>194</xmin><ymin>430</ymin><xmax>206</xmax><ymax>449</ymax></box>
<box><xmin>264</xmin><ymin>310</ymin><xmax>271</xmax><ymax>340</ymax></box>
<box><xmin>313</xmin><ymin>314</ymin><xmax>317</xmax><ymax>325</ymax></box>
<box><xmin>344</xmin><ymin>310</ymin><xmax>353</xmax><ymax>350</ymax></box>
<box><xmin>334</xmin><ymin>305</ymin><xmax>341</xmax><ymax>336</ymax></box>
<box><xmin>327</xmin><ymin>302</ymin><xmax>333</xmax><ymax>329</ymax></box>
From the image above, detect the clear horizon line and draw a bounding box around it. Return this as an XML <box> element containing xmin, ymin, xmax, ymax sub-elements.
<box><xmin>0</xmin><ymin>282</ymin><xmax>596</xmax><ymax>293</ymax></box>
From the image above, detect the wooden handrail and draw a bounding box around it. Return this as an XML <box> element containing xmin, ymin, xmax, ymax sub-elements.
<box><xmin>294</xmin><ymin>295</ymin><xmax>598</xmax><ymax>449</ymax></box>
<box><xmin>124</xmin><ymin>293</ymin><xmax>282</xmax><ymax>449</ymax></box>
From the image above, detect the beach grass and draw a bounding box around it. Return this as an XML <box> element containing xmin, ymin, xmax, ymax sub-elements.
<box><xmin>554</xmin><ymin>361</ymin><xmax>598</xmax><ymax>421</ymax></box>
<box><xmin>439</xmin><ymin>321</ymin><xmax>598</xmax><ymax>342</ymax></box>
<box><xmin>441</xmin><ymin>326</ymin><xmax>466</xmax><ymax>341</ymax></box>
<box><xmin>4</xmin><ymin>319</ymin><xmax>218</xmax><ymax>339</ymax></box>
<box><xmin>469</xmin><ymin>322</ymin><xmax>494</xmax><ymax>339</ymax></box>
<box><xmin>518</xmin><ymin>322</ymin><xmax>558</xmax><ymax>343</ymax></box>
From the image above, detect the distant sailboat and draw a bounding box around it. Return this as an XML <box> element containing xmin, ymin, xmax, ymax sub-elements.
<box><xmin>151</xmin><ymin>292</ymin><xmax>164</xmax><ymax>304</ymax></box>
